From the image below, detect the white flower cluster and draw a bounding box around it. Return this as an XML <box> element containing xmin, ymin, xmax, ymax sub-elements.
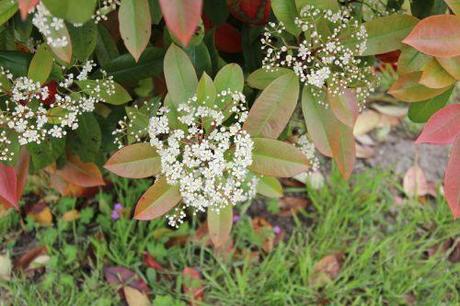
<box><xmin>112</xmin><ymin>104</ymin><xmax>152</xmax><ymax>149</ymax></box>
<box><xmin>148</xmin><ymin>91</ymin><xmax>257</xmax><ymax>227</ymax></box>
<box><xmin>297</xmin><ymin>135</ymin><xmax>319</xmax><ymax>175</ymax></box>
<box><xmin>32</xmin><ymin>3</ymin><xmax>68</xmax><ymax>48</ymax></box>
<box><xmin>93</xmin><ymin>0</ymin><xmax>121</xmax><ymax>23</ymax></box>
<box><xmin>261</xmin><ymin>5</ymin><xmax>376</xmax><ymax>107</ymax></box>
<box><xmin>0</xmin><ymin>61</ymin><xmax>116</xmax><ymax>160</ymax></box>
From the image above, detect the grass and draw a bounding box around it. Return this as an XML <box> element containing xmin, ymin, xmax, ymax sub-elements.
<box><xmin>1</xmin><ymin>169</ymin><xmax>460</xmax><ymax>305</ymax></box>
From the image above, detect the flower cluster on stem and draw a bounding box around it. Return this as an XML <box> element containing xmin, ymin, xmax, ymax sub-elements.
<box><xmin>148</xmin><ymin>91</ymin><xmax>258</xmax><ymax>227</ymax></box>
<box><xmin>261</xmin><ymin>5</ymin><xmax>376</xmax><ymax>107</ymax></box>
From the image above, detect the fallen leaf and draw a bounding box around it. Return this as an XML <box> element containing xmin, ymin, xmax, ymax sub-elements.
<box><xmin>355</xmin><ymin>134</ymin><xmax>375</xmax><ymax>146</ymax></box>
<box><xmin>29</xmin><ymin>255</ymin><xmax>50</xmax><ymax>269</ymax></box>
<box><xmin>403</xmin><ymin>165</ymin><xmax>429</xmax><ymax>197</ymax></box>
<box><xmin>372</xmin><ymin>104</ymin><xmax>408</xmax><ymax>117</ymax></box>
<box><xmin>353</xmin><ymin>110</ymin><xmax>381</xmax><ymax>136</ymax></box>
<box><xmin>355</xmin><ymin>144</ymin><xmax>375</xmax><ymax>159</ymax></box>
<box><xmin>104</xmin><ymin>266</ymin><xmax>150</xmax><ymax>294</ymax></box>
<box><xmin>123</xmin><ymin>286</ymin><xmax>151</xmax><ymax>306</ymax></box>
<box><xmin>251</xmin><ymin>217</ymin><xmax>276</xmax><ymax>252</ymax></box>
<box><xmin>143</xmin><ymin>252</ymin><xmax>163</xmax><ymax>271</ymax></box>
<box><xmin>27</xmin><ymin>202</ymin><xmax>53</xmax><ymax>226</ymax></box>
<box><xmin>15</xmin><ymin>246</ymin><xmax>47</xmax><ymax>270</ymax></box>
<box><xmin>182</xmin><ymin>267</ymin><xmax>204</xmax><ymax>305</ymax></box>
<box><xmin>279</xmin><ymin>197</ymin><xmax>309</xmax><ymax>217</ymax></box>
<box><xmin>62</xmin><ymin>209</ymin><xmax>80</xmax><ymax>222</ymax></box>
<box><xmin>0</xmin><ymin>254</ymin><xmax>12</xmax><ymax>281</ymax></box>
<box><xmin>309</xmin><ymin>253</ymin><xmax>344</xmax><ymax>287</ymax></box>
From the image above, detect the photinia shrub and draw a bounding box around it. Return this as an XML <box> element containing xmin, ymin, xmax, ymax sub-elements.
<box><xmin>0</xmin><ymin>0</ymin><xmax>460</xmax><ymax>246</ymax></box>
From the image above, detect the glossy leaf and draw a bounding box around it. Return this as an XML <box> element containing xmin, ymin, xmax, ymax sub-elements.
<box><xmin>77</xmin><ymin>80</ymin><xmax>131</xmax><ymax>105</ymax></box>
<box><xmin>416</xmin><ymin>104</ymin><xmax>460</xmax><ymax>144</ymax></box>
<box><xmin>419</xmin><ymin>58</ymin><xmax>456</xmax><ymax>89</ymax></box>
<box><xmin>68</xmin><ymin>22</ymin><xmax>97</xmax><ymax>62</ymax></box>
<box><xmin>134</xmin><ymin>177</ymin><xmax>182</xmax><ymax>220</ymax></box>
<box><xmin>184</xmin><ymin>42</ymin><xmax>212</xmax><ymax>77</ymax></box>
<box><xmin>119</xmin><ymin>0</ymin><xmax>151</xmax><ymax>62</ymax></box>
<box><xmin>55</xmin><ymin>155</ymin><xmax>105</xmax><ymax>187</ymax></box>
<box><xmin>243</xmin><ymin>72</ymin><xmax>300</xmax><ymax>138</ymax></box>
<box><xmin>256</xmin><ymin>176</ymin><xmax>283</xmax><ymax>198</ymax></box>
<box><xmin>250</xmin><ymin>138</ymin><xmax>310</xmax><ymax>177</ymax></box>
<box><xmin>247</xmin><ymin>68</ymin><xmax>292</xmax><ymax>90</ymax></box>
<box><xmin>445</xmin><ymin>135</ymin><xmax>460</xmax><ymax>218</ymax></box>
<box><xmin>408</xmin><ymin>87</ymin><xmax>453</xmax><ymax>123</ymax></box>
<box><xmin>214</xmin><ymin>63</ymin><xmax>244</xmax><ymax>93</ymax></box>
<box><xmin>295</xmin><ymin>0</ymin><xmax>339</xmax><ymax>11</ymax></box>
<box><xmin>105</xmin><ymin>143</ymin><xmax>161</xmax><ymax>179</ymax></box>
<box><xmin>164</xmin><ymin>44</ymin><xmax>198</xmax><ymax>106</ymax></box>
<box><xmin>103</xmin><ymin>47</ymin><xmax>164</xmax><ymax>84</ymax></box>
<box><xmin>48</xmin><ymin>22</ymin><xmax>72</xmax><ymax>64</ymax></box>
<box><xmin>208</xmin><ymin>205</ymin><xmax>233</xmax><ymax>248</ymax></box>
<box><xmin>388</xmin><ymin>72</ymin><xmax>451</xmax><ymax>102</ymax></box>
<box><xmin>196</xmin><ymin>73</ymin><xmax>216</xmax><ymax>107</ymax></box>
<box><xmin>42</xmin><ymin>0</ymin><xmax>97</xmax><ymax>24</ymax></box>
<box><xmin>437</xmin><ymin>56</ymin><xmax>460</xmax><ymax>80</ymax></box>
<box><xmin>159</xmin><ymin>0</ymin><xmax>203</xmax><ymax>46</ymax></box>
<box><xmin>359</xmin><ymin>14</ymin><xmax>419</xmax><ymax>56</ymax></box>
<box><xmin>271</xmin><ymin>0</ymin><xmax>300</xmax><ymax>36</ymax></box>
<box><xmin>0</xmin><ymin>0</ymin><xmax>18</xmax><ymax>26</ymax></box>
<box><xmin>0</xmin><ymin>164</ymin><xmax>18</xmax><ymax>209</ymax></box>
<box><xmin>328</xmin><ymin>90</ymin><xmax>359</xmax><ymax>128</ymax></box>
<box><xmin>403</xmin><ymin>15</ymin><xmax>460</xmax><ymax>58</ymax></box>
<box><xmin>28</xmin><ymin>44</ymin><xmax>53</xmax><ymax>84</ymax></box>
<box><xmin>302</xmin><ymin>88</ymin><xmax>356</xmax><ymax>179</ymax></box>
<box><xmin>445</xmin><ymin>0</ymin><xmax>460</xmax><ymax>14</ymax></box>
<box><xmin>398</xmin><ymin>45</ymin><xmax>431</xmax><ymax>75</ymax></box>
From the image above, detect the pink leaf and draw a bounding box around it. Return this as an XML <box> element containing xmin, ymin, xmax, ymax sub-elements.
<box><xmin>0</xmin><ymin>164</ymin><xmax>18</xmax><ymax>209</ymax></box>
<box><xmin>416</xmin><ymin>104</ymin><xmax>460</xmax><ymax>145</ymax></box>
<box><xmin>445</xmin><ymin>136</ymin><xmax>460</xmax><ymax>218</ymax></box>
<box><xmin>403</xmin><ymin>15</ymin><xmax>460</xmax><ymax>58</ymax></box>
<box><xmin>18</xmin><ymin>0</ymin><xmax>39</xmax><ymax>20</ymax></box>
<box><xmin>159</xmin><ymin>0</ymin><xmax>203</xmax><ymax>46</ymax></box>
<box><xmin>403</xmin><ymin>165</ymin><xmax>429</xmax><ymax>197</ymax></box>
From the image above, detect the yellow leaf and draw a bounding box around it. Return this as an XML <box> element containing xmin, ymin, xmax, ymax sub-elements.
<box><xmin>123</xmin><ymin>286</ymin><xmax>151</xmax><ymax>306</ymax></box>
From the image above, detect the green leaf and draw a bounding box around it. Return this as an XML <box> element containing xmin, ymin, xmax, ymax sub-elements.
<box><xmin>388</xmin><ymin>72</ymin><xmax>451</xmax><ymax>102</ymax></box>
<box><xmin>104</xmin><ymin>143</ymin><xmax>161</xmax><ymax>179</ymax></box>
<box><xmin>27</xmin><ymin>137</ymin><xmax>65</xmax><ymax>171</ymax></box>
<box><xmin>398</xmin><ymin>45</ymin><xmax>431</xmax><ymax>75</ymax></box>
<box><xmin>295</xmin><ymin>0</ymin><xmax>339</xmax><ymax>11</ymax></box>
<box><xmin>77</xmin><ymin>79</ymin><xmax>131</xmax><ymax>105</ymax></box>
<box><xmin>256</xmin><ymin>176</ymin><xmax>283</xmax><ymax>198</ymax></box>
<box><xmin>164</xmin><ymin>43</ymin><xmax>198</xmax><ymax>106</ymax></box>
<box><xmin>41</xmin><ymin>0</ymin><xmax>97</xmax><ymax>24</ymax></box>
<box><xmin>411</xmin><ymin>0</ymin><xmax>447</xmax><ymax>19</ymax></box>
<box><xmin>46</xmin><ymin>20</ymin><xmax>72</xmax><ymax>64</ymax></box>
<box><xmin>302</xmin><ymin>87</ymin><xmax>355</xmax><ymax>179</ymax></box>
<box><xmin>243</xmin><ymin>72</ymin><xmax>299</xmax><ymax>139</ymax></box>
<box><xmin>271</xmin><ymin>0</ymin><xmax>300</xmax><ymax>36</ymax></box>
<box><xmin>345</xmin><ymin>14</ymin><xmax>419</xmax><ymax>56</ymax></box>
<box><xmin>408</xmin><ymin>86</ymin><xmax>454</xmax><ymax>123</ymax></box>
<box><xmin>196</xmin><ymin>73</ymin><xmax>216</xmax><ymax>107</ymax></box>
<box><xmin>95</xmin><ymin>24</ymin><xmax>120</xmax><ymax>66</ymax></box>
<box><xmin>119</xmin><ymin>0</ymin><xmax>151</xmax><ymax>62</ymax></box>
<box><xmin>247</xmin><ymin>68</ymin><xmax>292</xmax><ymax>90</ymax></box>
<box><xmin>134</xmin><ymin>177</ymin><xmax>182</xmax><ymax>220</ymax></box>
<box><xmin>250</xmin><ymin>138</ymin><xmax>310</xmax><ymax>177</ymax></box>
<box><xmin>419</xmin><ymin>58</ymin><xmax>456</xmax><ymax>89</ymax></box>
<box><xmin>0</xmin><ymin>0</ymin><xmax>18</xmax><ymax>26</ymax></box>
<box><xmin>68</xmin><ymin>113</ymin><xmax>101</xmax><ymax>163</ymax></box>
<box><xmin>125</xmin><ymin>105</ymin><xmax>150</xmax><ymax>143</ymax></box>
<box><xmin>0</xmin><ymin>51</ymin><xmax>32</xmax><ymax>77</ymax></box>
<box><xmin>148</xmin><ymin>0</ymin><xmax>163</xmax><ymax>24</ymax></box>
<box><xmin>445</xmin><ymin>0</ymin><xmax>460</xmax><ymax>14</ymax></box>
<box><xmin>68</xmin><ymin>22</ymin><xmax>97</xmax><ymax>62</ymax></box>
<box><xmin>28</xmin><ymin>44</ymin><xmax>53</xmax><ymax>84</ymax></box>
<box><xmin>184</xmin><ymin>42</ymin><xmax>212</xmax><ymax>77</ymax></box>
<box><xmin>47</xmin><ymin>107</ymin><xmax>69</xmax><ymax>124</ymax></box>
<box><xmin>208</xmin><ymin>205</ymin><xmax>233</xmax><ymax>249</ymax></box>
<box><xmin>214</xmin><ymin>63</ymin><xmax>244</xmax><ymax>93</ymax></box>
<box><xmin>102</xmin><ymin>47</ymin><xmax>164</xmax><ymax>84</ymax></box>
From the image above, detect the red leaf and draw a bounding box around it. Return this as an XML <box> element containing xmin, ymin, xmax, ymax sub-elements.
<box><xmin>18</xmin><ymin>0</ymin><xmax>39</xmax><ymax>20</ymax></box>
<box><xmin>403</xmin><ymin>15</ymin><xmax>460</xmax><ymax>58</ymax></box>
<box><xmin>182</xmin><ymin>267</ymin><xmax>204</xmax><ymax>304</ymax></box>
<box><xmin>159</xmin><ymin>0</ymin><xmax>203</xmax><ymax>46</ymax></box>
<box><xmin>104</xmin><ymin>266</ymin><xmax>150</xmax><ymax>294</ymax></box>
<box><xmin>227</xmin><ymin>0</ymin><xmax>271</xmax><ymax>25</ymax></box>
<box><xmin>445</xmin><ymin>136</ymin><xmax>460</xmax><ymax>218</ymax></box>
<box><xmin>416</xmin><ymin>104</ymin><xmax>460</xmax><ymax>145</ymax></box>
<box><xmin>55</xmin><ymin>155</ymin><xmax>105</xmax><ymax>188</ymax></box>
<box><xmin>215</xmin><ymin>23</ymin><xmax>242</xmax><ymax>53</ymax></box>
<box><xmin>376</xmin><ymin>50</ymin><xmax>401</xmax><ymax>64</ymax></box>
<box><xmin>0</xmin><ymin>164</ymin><xmax>18</xmax><ymax>209</ymax></box>
<box><xmin>143</xmin><ymin>252</ymin><xmax>163</xmax><ymax>271</ymax></box>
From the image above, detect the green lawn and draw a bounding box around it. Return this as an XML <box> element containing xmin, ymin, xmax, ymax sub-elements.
<box><xmin>1</xmin><ymin>170</ymin><xmax>460</xmax><ymax>305</ymax></box>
